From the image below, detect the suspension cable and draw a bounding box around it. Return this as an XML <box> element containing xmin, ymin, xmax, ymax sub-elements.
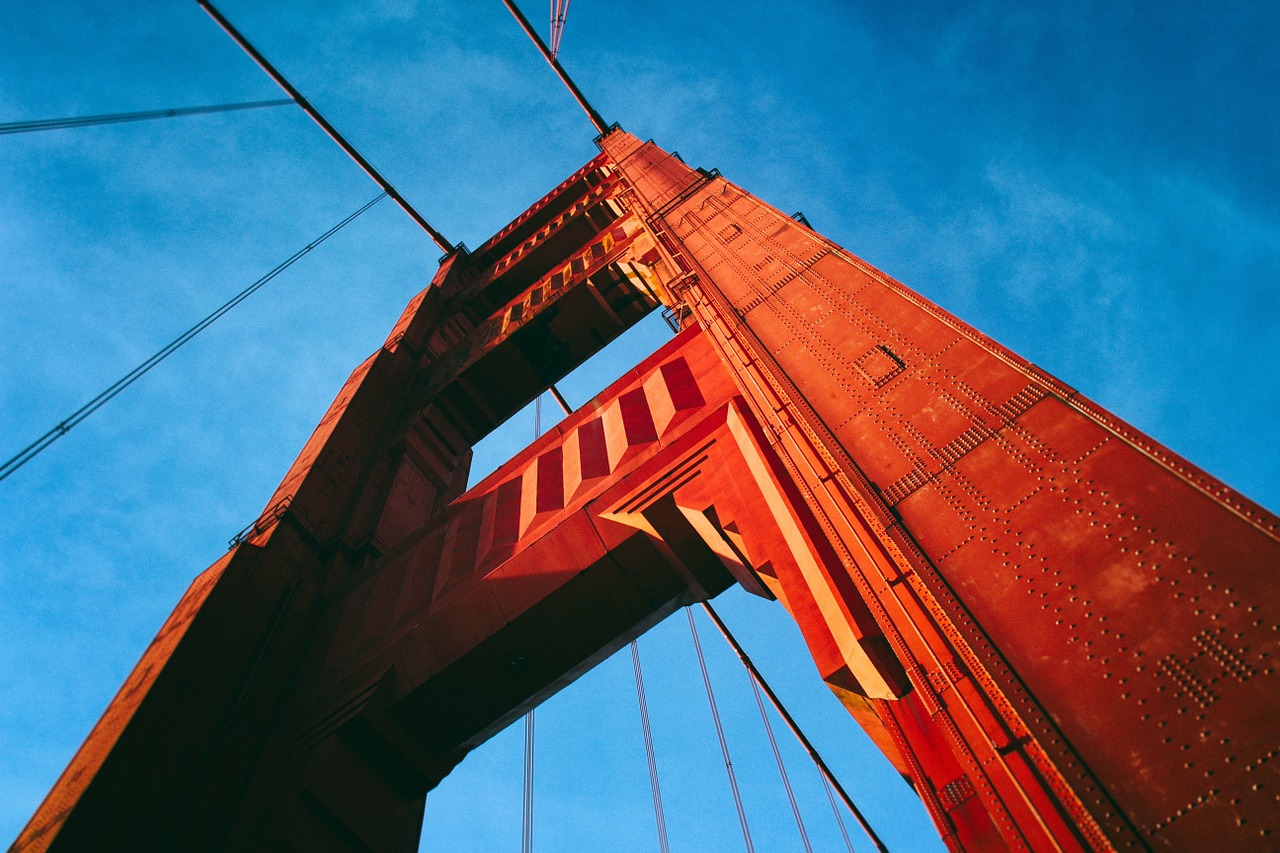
<box><xmin>548</xmin><ymin>384</ymin><xmax>572</xmax><ymax>416</ymax></box>
<box><xmin>549</xmin><ymin>0</ymin><xmax>570</xmax><ymax>59</ymax></box>
<box><xmin>820</xmin><ymin>768</ymin><xmax>858</xmax><ymax>853</ymax></box>
<box><xmin>520</xmin><ymin>394</ymin><xmax>544</xmax><ymax>853</ymax></box>
<box><xmin>0</xmin><ymin>99</ymin><xmax>292</xmax><ymax>136</ymax></box>
<box><xmin>522</xmin><ymin>708</ymin><xmax>536</xmax><ymax>853</ymax></box>
<box><xmin>501</xmin><ymin>0</ymin><xmax>608</xmax><ymax>134</ymax></box>
<box><xmin>747</xmin><ymin>673</ymin><xmax>814</xmax><ymax>852</ymax></box>
<box><xmin>699</xmin><ymin>601</ymin><xmax>890</xmax><ymax>853</ymax></box>
<box><xmin>0</xmin><ymin>192</ymin><xmax>387</xmax><ymax>484</ymax></box>
<box><xmin>686</xmin><ymin>607</ymin><xmax>756</xmax><ymax>853</ymax></box>
<box><xmin>631</xmin><ymin>640</ymin><xmax>672</xmax><ymax>853</ymax></box>
<box><xmin>197</xmin><ymin>0</ymin><xmax>455</xmax><ymax>252</ymax></box>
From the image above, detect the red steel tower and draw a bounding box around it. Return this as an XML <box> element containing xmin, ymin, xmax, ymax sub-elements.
<box><xmin>13</xmin><ymin>128</ymin><xmax>1279</xmax><ymax>852</ymax></box>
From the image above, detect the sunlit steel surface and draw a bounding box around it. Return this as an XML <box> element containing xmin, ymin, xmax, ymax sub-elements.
<box><xmin>15</xmin><ymin>131</ymin><xmax>1277</xmax><ymax>853</ymax></box>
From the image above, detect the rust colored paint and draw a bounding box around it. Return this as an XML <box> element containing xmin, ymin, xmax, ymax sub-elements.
<box><xmin>14</xmin><ymin>132</ymin><xmax>1278</xmax><ymax>852</ymax></box>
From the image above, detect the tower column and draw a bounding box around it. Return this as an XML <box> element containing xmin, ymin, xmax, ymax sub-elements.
<box><xmin>600</xmin><ymin>127</ymin><xmax>1280</xmax><ymax>852</ymax></box>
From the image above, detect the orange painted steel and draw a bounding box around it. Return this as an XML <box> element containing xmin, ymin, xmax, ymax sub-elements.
<box><xmin>15</xmin><ymin>131</ymin><xmax>1279</xmax><ymax>852</ymax></box>
<box><xmin>599</xmin><ymin>129</ymin><xmax>1280</xmax><ymax>851</ymax></box>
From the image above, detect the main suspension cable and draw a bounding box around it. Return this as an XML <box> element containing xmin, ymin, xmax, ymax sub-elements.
<box><xmin>631</xmin><ymin>640</ymin><xmax>672</xmax><ymax>853</ymax></box>
<box><xmin>501</xmin><ymin>0</ymin><xmax>607</xmax><ymax>134</ymax></box>
<box><xmin>548</xmin><ymin>384</ymin><xmax>572</xmax><ymax>416</ymax></box>
<box><xmin>197</xmin><ymin>0</ymin><xmax>455</xmax><ymax>252</ymax></box>
<box><xmin>699</xmin><ymin>601</ymin><xmax>890</xmax><ymax>853</ymax></box>
<box><xmin>520</xmin><ymin>394</ymin><xmax>544</xmax><ymax>853</ymax></box>
<box><xmin>0</xmin><ymin>99</ymin><xmax>293</xmax><ymax>136</ymax></box>
<box><xmin>687</xmin><ymin>607</ymin><xmax>756</xmax><ymax>853</ymax></box>
<box><xmin>0</xmin><ymin>192</ymin><xmax>388</xmax><ymax>484</ymax></box>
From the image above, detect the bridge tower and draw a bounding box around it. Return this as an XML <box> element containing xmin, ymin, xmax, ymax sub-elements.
<box><xmin>14</xmin><ymin>128</ymin><xmax>1279</xmax><ymax>852</ymax></box>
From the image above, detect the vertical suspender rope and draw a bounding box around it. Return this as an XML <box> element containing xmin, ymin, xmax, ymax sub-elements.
<box><xmin>546</xmin><ymin>382</ymin><xmax>677</xmax><ymax>853</ymax></box>
<box><xmin>521</xmin><ymin>393</ymin><xmax>546</xmax><ymax>853</ymax></box>
<box><xmin>538</xmin><ymin>377</ymin><xmax>675</xmax><ymax>853</ymax></box>
<box><xmin>522</xmin><ymin>708</ymin><xmax>536</xmax><ymax>853</ymax></box>
<box><xmin>631</xmin><ymin>641</ymin><xmax>672</xmax><ymax>853</ymax></box>
<box><xmin>687</xmin><ymin>608</ymin><xmax>756</xmax><ymax>853</ymax></box>
<box><xmin>699</xmin><ymin>602</ymin><xmax>890</xmax><ymax>853</ymax></box>
<box><xmin>549</xmin><ymin>0</ymin><xmax>557</xmax><ymax>57</ymax></box>
<box><xmin>549</xmin><ymin>0</ymin><xmax>570</xmax><ymax>58</ymax></box>
<box><xmin>746</xmin><ymin>674</ymin><xmax>814</xmax><ymax>853</ymax></box>
<box><xmin>820</xmin><ymin>771</ymin><xmax>858</xmax><ymax>853</ymax></box>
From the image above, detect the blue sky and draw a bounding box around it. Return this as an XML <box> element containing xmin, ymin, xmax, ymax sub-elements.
<box><xmin>1</xmin><ymin>1</ymin><xmax>1277</xmax><ymax>850</ymax></box>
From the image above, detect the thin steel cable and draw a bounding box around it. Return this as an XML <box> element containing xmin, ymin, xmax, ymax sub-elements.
<box><xmin>549</xmin><ymin>0</ymin><xmax>570</xmax><ymax>58</ymax></box>
<box><xmin>521</xmin><ymin>395</ymin><xmax>540</xmax><ymax>853</ymax></box>
<box><xmin>699</xmin><ymin>602</ymin><xmax>889</xmax><ymax>853</ymax></box>
<box><xmin>686</xmin><ymin>607</ymin><xmax>756</xmax><ymax>853</ymax></box>
<box><xmin>523</xmin><ymin>708</ymin><xmax>536</xmax><ymax>853</ymax></box>
<box><xmin>0</xmin><ymin>192</ymin><xmax>387</xmax><ymax>484</ymax></box>
<box><xmin>820</xmin><ymin>770</ymin><xmax>857</xmax><ymax>853</ymax></box>
<box><xmin>631</xmin><ymin>640</ymin><xmax>672</xmax><ymax>853</ymax></box>
<box><xmin>747</xmin><ymin>674</ymin><xmax>814</xmax><ymax>852</ymax></box>
<box><xmin>549</xmin><ymin>0</ymin><xmax>558</xmax><ymax>56</ymax></box>
<box><xmin>549</xmin><ymin>0</ymin><xmax>556</xmax><ymax>56</ymax></box>
<box><xmin>0</xmin><ymin>99</ymin><xmax>293</xmax><ymax>136</ymax></box>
